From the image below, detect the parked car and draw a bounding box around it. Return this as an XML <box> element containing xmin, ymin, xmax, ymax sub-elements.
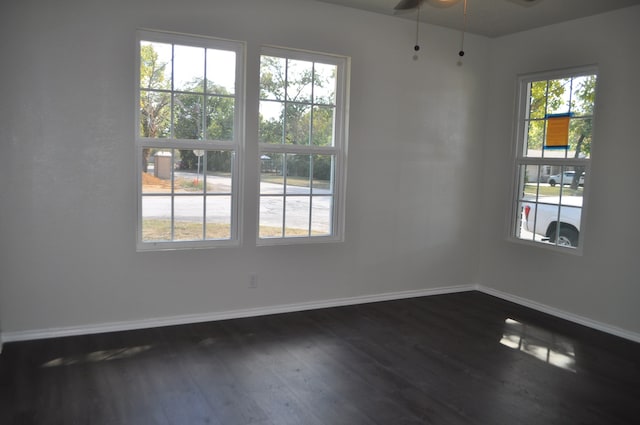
<box><xmin>521</xmin><ymin>196</ymin><xmax>582</xmax><ymax>247</ymax></box>
<box><xmin>547</xmin><ymin>171</ymin><xmax>584</xmax><ymax>187</ymax></box>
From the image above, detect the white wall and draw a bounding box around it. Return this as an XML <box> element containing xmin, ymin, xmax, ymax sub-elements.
<box><xmin>478</xmin><ymin>6</ymin><xmax>640</xmax><ymax>334</ymax></box>
<box><xmin>0</xmin><ymin>0</ymin><xmax>488</xmax><ymax>335</ymax></box>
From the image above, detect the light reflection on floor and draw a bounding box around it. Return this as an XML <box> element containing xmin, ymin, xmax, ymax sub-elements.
<box><xmin>500</xmin><ymin>318</ymin><xmax>576</xmax><ymax>372</ymax></box>
<box><xmin>41</xmin><ymin>345</ymin><xmax>153</xmax><ymax>367</ymax></box>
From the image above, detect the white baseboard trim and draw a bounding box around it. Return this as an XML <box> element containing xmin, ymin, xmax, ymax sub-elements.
<box><xmin>0</xmin><ymin>284</ymin><xmax>474</xmax><ymax>344</ymax></box>
<box><xmin>476</xmin><ymin>285</ymin><xmax>640</xmax><ymax>344</ymax></box>
<box><xmin>1</xmin><ymin>283</ymin><xmax>638</xmax><ymax>348</ymax></box>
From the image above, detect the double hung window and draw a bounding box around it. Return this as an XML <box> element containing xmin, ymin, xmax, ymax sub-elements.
<box><xmin>136</xmin><ymin>31</ymin><xmax>244</xmax><ymax>250</ymax></box>
<box><xmin>511</xmin><ymin>67</ymin><xmax>597</xmax><ymax>252</ymax></box>
<box><xmin>258</xmin><ymin>47</ymin><xmax>348</xmax><ymax>243</ymax></box>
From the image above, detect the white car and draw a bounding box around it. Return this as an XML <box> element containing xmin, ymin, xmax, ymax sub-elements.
<box><xmin>522</xmin><ymin>196</ymin><xmax>582</xmax><ymax>247</ymax></box>
<box><xmin>547</xmin><ymin>171</ymin><xmax>584</xmax><ymax>187</ymax></box>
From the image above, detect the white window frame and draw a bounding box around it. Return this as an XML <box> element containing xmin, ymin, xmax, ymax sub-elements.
<box><xmin>135</xmin><ymin>30</ymin><xmax>245</xmax><ymax>251</ymax></box>
<box><xmin>257</xmin><ymin>46</ymin><xmax>349</xmax><ymax>246</ymax></box>
<box><xmin>509</xmin><ymin>65</ymin><xmax>598</xmax><ymax>255</ymax></box>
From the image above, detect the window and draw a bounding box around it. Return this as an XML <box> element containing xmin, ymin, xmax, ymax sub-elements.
<box><xmin>136</xmin><ymin>31</ymin><xmax>244</xmax><ymax>250</ymax></box>
<box><xmin>511</xmin><ymin>67</ymin><xmax>597</xmax><ymax>252</ymax></box>
<box><xmin>258</xmin><ymin>47</ymin><xmax>349</xmax><ymax>244</ymax></box>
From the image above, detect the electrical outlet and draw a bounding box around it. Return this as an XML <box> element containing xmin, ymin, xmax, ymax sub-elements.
<box><xmin>249</xmin><ymin>273</ymin><xmax>258</xmax><ymax>288</ymax></box>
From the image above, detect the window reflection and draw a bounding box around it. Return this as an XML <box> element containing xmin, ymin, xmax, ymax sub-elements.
<box><xmin>41</xmin><ymin>345</ymin><xmax>153</xmax><ymax>367</ymax></box>
<box><xmin>500</xmin><ymin>318</ymin><xmax>576</xmax><ymax>372</ymax></box>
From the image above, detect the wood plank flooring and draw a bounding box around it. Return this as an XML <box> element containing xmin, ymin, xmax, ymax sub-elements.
<box><xmin>1</xmin><ymin>291</ymin><xmax>639</xmax><ymax>425</ymax></box>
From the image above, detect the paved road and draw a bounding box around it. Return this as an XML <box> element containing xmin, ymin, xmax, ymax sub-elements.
<box><xmin>142</xmin><ymin>172</ymin><xmax>331</xmax><ymax>232</ymax></box>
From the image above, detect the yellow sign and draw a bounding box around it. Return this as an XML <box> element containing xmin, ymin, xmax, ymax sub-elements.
<box><xmin>545</xmin><ymin>114</ymin><xmax>571</xmax><ymax>149</ymax></box>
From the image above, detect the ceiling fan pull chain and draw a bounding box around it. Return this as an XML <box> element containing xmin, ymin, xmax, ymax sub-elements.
<box><xmin>459</xmin><ymin>0</ymin><xmax>468</xmax><ymax>56</ymax></box>
<box><xmin>414</xmin><ymin>4</ymin><xmax>421</xmax><ymax>52</ymax></box>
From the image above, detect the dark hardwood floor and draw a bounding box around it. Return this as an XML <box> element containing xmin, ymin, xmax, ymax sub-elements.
<box><xmin>1</xmin><ymin>291</ymin><xmax>639</xmax><ymax>425</ymax></box>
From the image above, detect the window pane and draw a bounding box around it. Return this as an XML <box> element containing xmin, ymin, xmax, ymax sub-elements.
<box><xmin>206</xmin><ymin>48</ymin><xmax>235</xmax><ymax>95</ymax></box>
<box><xmin>313</xmin><ymin>62</ymin><xmax>337</xmax><ymax>105</ymax></box>
<box><xmin>285</xmin><ymin>196</ymin><xmax>310</xmax><ymax>237</ymax></box>
<box><xmin>260</xmin><ymin>56</ymin><xmax>286</xmax><ymax>100</ymax></box>
<box><xmin>205</xmin><ymin>150</ymin><xmax>233</xmax><ymax>194</ymax></box>
<box><xmin>524</xmin><ymin>119</ymin><xmax>544</xmax><ymax>157</ymax></box>
<box><xmin>546</xmin><ymin>78</ymin><xmax>571</xmax><ymax>115</ymax></box>
<box><xmin>259</xmin><ymin>196</ymin><xmax>284</xmax><ymax>238</ymax></box>
<box><xmin>286</xmin><ymin>154</ymin><xmax>311</xmax><ymax>194</ymax></box>
<box><xmin>285</xmin><ymin>103</ymin><xmax>311</xmax><ymax>145</ymax></box>
<box><xmin>259</xmin><ymin>101</ymin><xmax>284</xmax><ymax>144</ymax></box>
<box><xmin>142</xmin><ymin>149</ymin><xmax>174</xmax><ymax>193</ymax></box>
<box><xmin>528</xmin><ymin>80</ymin><xmax>547</xmax><ymax>119</ymax></box>
<box><xmin>571</xmin><ymin>75</ymin><xmax>596</xmax><ymax>116</ymax></box>
<box><xmin>206</xmin><ymin>96</ymin><xmax>234</xmax><ymax>141</ymax></box>
<box><xmin>569</xmin><ymin>118</ymin><xmax>592</xmax><ymax>159</ymax></box>
<box><xmin>174</xmin><ymin>93</ymin><xmax>204</xmax><ymax>139</ymax></box>
<box><xmin>286</xmin><ymin>59</ymin><xmax>312</xmax><ymax>103</ymax></box>
<box><xmin>174</xmin><ymin>45</ymin><xmax>204</xmax><ymax>92</ymax></box>
<box><xmin>261</xmin><ymin>153</ymin><xmax>284</xmax><ymax>194</ymax></box>
<box><xmin>311</xmin><ymin>196</ymin><xmax>332</xmax><ymax>236</ymax></box>
<box><xmin>174</xmin><ymin>196</ymin><xmax>204</xmax><ymax>241</ymax></box>
<box><xmin>142</xmin><ymin>196</ymin><xmax>172</xmax><ymax>241</ymax></box>
<box><xmin>312</xmin><ymin>155</ymin><xmax>333</xmax><ymax>194</ymax></box>
<box><xmin>206</xmin><ymin>195</ymin><xmax>231</xmax><ymax>240</ymax></box>
<box><xmin>140</xmin><ymin>41</ymin><xmax>172</xmax><ymax>90</ymax></box>
<box><xmin>312</xmin><ymin>106</ymin><xmax>334</xmax><ymax>146</ymax></box>
<box><xmin>139</xmin><ymin>91</ymin><xmax>171</xmax><ymax>138</ymax></box>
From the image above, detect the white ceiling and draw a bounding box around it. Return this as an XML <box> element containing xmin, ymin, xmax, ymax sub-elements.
<box><xmin>313</xmin><ymin>0</ymin><xmax>640</xmax><ymax>37</ymax></box>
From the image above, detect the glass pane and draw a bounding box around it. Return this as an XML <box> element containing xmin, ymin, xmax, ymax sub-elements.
<box><xmin>559</xmin><ymin>168</ymin><xmax>585</xmax><ymax>202</ymax></box>
<box><xmin>285</xmin><ymin>196</ymin><xmax>310</xmax><ymax>237</ymax></box>
<box><xmin>285</xmin><ymin>103</ymin><xmax>311</xmax><ymax>145</ymax></box>
<box><xmin>528</xmin><ymin>80</ymin><xmax>547</xmax><ymax>119</ymax></box>
<box><xmin>312</xmin><ymin>155</ymin><xmax>333</xmax><ymax>194</ymax></box>
<box><xmin>174</xmin><ymin>196</ymin><xmax>204</xmax><ymax>241</ymax></box>
<box><xmin>569</xmin><ymin>118</ymin><xmax>592</xmax><ymax>159</ymax></box>
<box><xmin>142</xmin><ymin>196</ymin><xmax>172</xmax><ymax>241</ymax></box>
<box><xmin>546</xmin><ymin>78</ymin><xmax>571</xmax><ymax>115</ymax></box>
<box><xmin>173</xmin><ymin>149</ymin><xmax>205</xmax><ymax>194</ymax></box>
<box><xmin>206</xmin><ymin>48</ymin><xmax>235</xmax><ymax>95</ymax></box>
<box><xmin>174</xmin><ymin>93</ymin><xmax>204</xmax><ymax>139</ymax></box>
<box><xmin>142</xmin><ymin>149</ymin><xmax>174</xmax><ymax>193</ymax></box>
<box><xmin>206</xmin><ymin>195</ymin><xmax>231</xmax><ymax>240</ymax></box>
<box><xmin>516</xmin><ymin>201</ymin><xmax>535</xmax><ymax>242</ymax></box>
<box><xmin>260</xmin><ymin>153</ymin><xmax>284</xmax><ymax>194</ymax></box>
<box><xmin>139</xmin><ymin>91</ymin><xmax>171</xmax><ymax>138</ymax></box>
<box><xmin>259</xmin><ymin>101</ymin><xmax>284</xmax><ymax>143</ymax></box>
<box><xmin>312</xmin><ymin>106</ymin><xmax>334</xmax><ymax>146</ymax></box>
<box><xmin>206</xmin><ymin>96</ymin><xmax>234</xmax><ymax>141</ymax></box>
<box><xmin>313</xmin><ymin>62</ymin><xmax>336</xmax><ymax>105</ymax></box>
<box><xmin>260</xmin><ymin>56</ymin><xmax>286</xmax><ymax>100</ymax></box>
<box><xmin>311</xmin><ymin>196</ymin><xmax>332</xmax><ymax>236</ymax></box>
<box><xmin>174</xmin><ymin>45</ymin><xmax>204</xmax><ymax>92</ymax></box>
<box><xmin>556</xmin><ymin>208</ymin><xmax>580</xmax><ymax>248</ymax></box>
<box><xmin>286</xmin><ymin>154</ymin><xmax>311</xmax><ymax>194</ymax></box>
<box><xmin>571</xmin><ymin>75</ymin><xmax>596</xmax><ymax>116</ymax></box>
<box><xmin>205</xmin><ymin>150</ymin><xmax>233</xmax><ymax>194</ymax></box>
<box><xmin>524</xmin><ymin>120</ymin><xmax>544</xmax><ymax>157</ymax></box>
<box><xmin>140</xmin><ymin>41</ymin><xmax>172</xmax><ymax>90</ymax></box>
<box><xmin>259</xmin><ymin>196</ymin><xmax>284</xmax><ymax>238</ymax></box>
<box><xmin>286</xmin><ymin>59</ymin><xmax>313</xmax><ymax>103</ymax></box>
<box><xmin>520</xmin><ymin>164</ymin><xmax>541</xmax><ymax>200</ymax></box>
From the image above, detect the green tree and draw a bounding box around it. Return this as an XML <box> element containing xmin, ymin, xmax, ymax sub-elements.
<box><xmin>568</xmin><ymin>75</ymin><xmax>596</xmax><ymax>189</ymax></box>
<box><xmin>139</xmin><ymin>43</ymin><xmax>171</xmax><ymax>171</ymax></box>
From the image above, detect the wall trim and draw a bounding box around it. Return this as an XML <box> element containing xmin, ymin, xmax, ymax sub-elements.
<box><xmin>0</xmin><ymin>284</ymin><xmax>474</xmax><ymax>344</ymax></box>
<box><xmin>1</xmin><ymin>284</ymin><xmax>638</xmax><ymax>349</ymax></box>
<box><xmin>476</xmin><ymin>285</ymin><xmax>640</xmax><ymax>344</ymax></box>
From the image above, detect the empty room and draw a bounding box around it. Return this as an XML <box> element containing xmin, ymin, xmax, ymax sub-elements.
<box><xmin>1</xmin><ymin>0</ymin><xmax>639</xmax><ymax>423</ymax></box>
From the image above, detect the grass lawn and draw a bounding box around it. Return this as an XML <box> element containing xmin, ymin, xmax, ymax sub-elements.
<box><xmin>523</xmin><ymin>183</ymin><xmax>583</xmax><ymax>197</ymax></box>
<box><xmin>261</xmin><ymin>174</ymin><xmax>330</xmax><ymax>190</ymax></box>
<box><xmin>142</xmin><ymin>219</ymin><xmax>324</xmax><ymax>241</ymax></box>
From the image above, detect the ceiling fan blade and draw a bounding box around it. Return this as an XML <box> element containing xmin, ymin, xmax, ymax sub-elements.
<box><xmin>394</xmin><ymin>0</ymin><xmax>423</xmax><ymax>10</ymax></box>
